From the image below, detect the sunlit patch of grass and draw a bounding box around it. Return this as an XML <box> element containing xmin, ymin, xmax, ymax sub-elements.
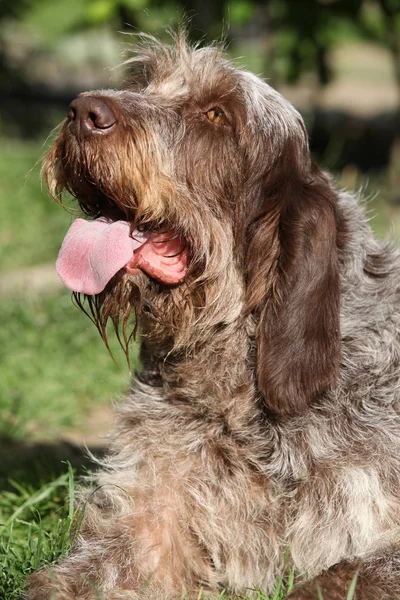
<box><xmin>0</xmin><ymin>138</ymin><xmax>74</xmax><ymax>273</ymax></box>
<box><xmin>0</xmin><ymin>288</ymin><xmax>134</xmax><ymax>441</ymax></box>
<box><xmin>0</xmin><ymin>463</ymin><xmax>78</xmax><ymax>600</ymax></box>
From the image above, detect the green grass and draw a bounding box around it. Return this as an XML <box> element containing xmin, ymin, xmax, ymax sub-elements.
<box><xmin>0</xmin><ymin>289</ymin><xmax>133</xmax><ymax>441</ymax></box>
<box><xmin>0</xmin><ymin>137</ymin><xmax>76</xmax><ymax>273</ymax></box>
<box><xmin>0</xmin><ymin>464</ymin><xmax>78</xmax><ymax>600</ymax></box>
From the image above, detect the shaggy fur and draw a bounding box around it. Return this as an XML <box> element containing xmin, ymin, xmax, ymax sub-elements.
<box><xmin>26</xmin><ymin>33</ymin><xmax>400</xmax><ymax>599</ymax></box>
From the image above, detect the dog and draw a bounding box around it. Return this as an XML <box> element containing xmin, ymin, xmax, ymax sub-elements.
<box><xmin>26</xmin><ymin>33</ymin><xmax>400</xmax><ymax>599</ymax></box>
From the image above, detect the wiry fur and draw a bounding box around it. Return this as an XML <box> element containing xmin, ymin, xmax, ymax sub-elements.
<box><xmin>27</xmin><ymin>33</ymin><xmax>400</xmax><ymax>599</ymax></box>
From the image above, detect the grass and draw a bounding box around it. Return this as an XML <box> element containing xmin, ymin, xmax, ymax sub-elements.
<box><xmin>0</xmin><ymin>289</ymin><xmax>133</xmax><ymax>441</ymax></box>
<box><xmin>0</xmin><ymin>463</ymin><xmax>202</xmax><ymax>600</ymax></box>
<box><xmin>0</xmin><ymin>464</ymin><xmax>78</xmax><ymax>600</ymax></box>
<box><xmin>0</xmin><ymin>137</ymin><xmax>75</xmax><ymax>274</ymax></box>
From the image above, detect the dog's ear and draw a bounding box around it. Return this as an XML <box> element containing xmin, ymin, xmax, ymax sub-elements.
<box><xmin>245</xmin><ymin>147</ymin><xmax>344</xmax><ymax>417</ymax></box>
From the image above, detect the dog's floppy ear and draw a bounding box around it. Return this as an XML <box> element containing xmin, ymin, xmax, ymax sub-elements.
<box><xmin>246</xmin><ymin>148</ymin><xmax>344</xmax><ymax>417</ymax></box>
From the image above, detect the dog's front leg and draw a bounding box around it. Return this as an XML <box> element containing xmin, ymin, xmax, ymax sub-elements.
<box><xmin>289</xmin><ymin>550</ymin><xmax>400</xmax><ymax>600</ymax></box>
<box><xmin>24</xmin><ymin>479</ymin><xmax>212</xmax><ymax>600</ymax></box>
<box><xmin>25</xmin><ymin>518</ymin><xmax>147</xmax><ymax>600</ymax></box>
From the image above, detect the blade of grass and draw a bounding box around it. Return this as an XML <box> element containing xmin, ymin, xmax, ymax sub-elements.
<box><xmin>3</xmin><ymin>472</ymin><xmax>70</xmax><ymax>527</ymax></box>
<box><xmin>346</xmin><ymin>571</ymin><xmax>359</xmax><ymax>600</ymax></box>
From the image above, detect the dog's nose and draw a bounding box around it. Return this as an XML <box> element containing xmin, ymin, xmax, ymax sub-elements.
<box><xmin>67</xmin><ymin>97</ymin><xmax>117</xmax><ymax>140</ymax></box>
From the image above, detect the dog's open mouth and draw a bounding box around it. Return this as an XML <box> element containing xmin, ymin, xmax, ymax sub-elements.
<box><xmin>56</xmin><ymin>218</ymin><xmax>189</xmax><ymax>295</ymax></box>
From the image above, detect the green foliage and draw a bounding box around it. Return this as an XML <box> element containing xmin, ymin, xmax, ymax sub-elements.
<box><xmin>0</xmin><ymin>0</ymin><xmax>29</xmax><ymax>21</ymax></box>
<box><xmin>22</xmin><ymin>0</ymin><xmax>151</xmax><ymax>40</ymax></box>
<box><xmin>225</xmin><ymin>0</ymin><xmax>255</xmax><ymax>27</ymax></box>
<box><xmin>2</xmin><ymin>0</ymin><xmax>400</xmax><ymax>86</ymax></box>
<box><xmin>87</xmin><ymin>0</ymin><xmax>116</xmax><ymax>24</ymax></box>
<box><xmin>362</xmin><ymin>1</ymin><xmax>388</xmax><ymax>42</ymax></box>
<box><xmin>23</xmin><ymin>0</ymin><xmax>87</xmax><ymax>39</ymax></box>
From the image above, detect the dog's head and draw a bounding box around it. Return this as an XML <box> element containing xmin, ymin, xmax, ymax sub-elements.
<box><xmin>45</xmin><ymin>33</ymin><xmax>345</xmax><ymax>416</ymax></box>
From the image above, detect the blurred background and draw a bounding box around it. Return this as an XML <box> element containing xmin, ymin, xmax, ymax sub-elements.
<box><xmin>0</xmin><ymin>2</ymin><xmax>399</xmax><ymax>595</ymax></box>
<box><xmin>0</xmin><ymin>0</ymin><xmax>400</xmax><ymax>560</ymax></box>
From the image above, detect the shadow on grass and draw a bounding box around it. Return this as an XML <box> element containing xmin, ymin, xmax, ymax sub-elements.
<box><xmin>0</xmin><ymin>435</ymin><xmax>106</xmax><ymax>491</ymax></box>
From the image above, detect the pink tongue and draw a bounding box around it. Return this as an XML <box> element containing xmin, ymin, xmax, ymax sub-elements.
<box><xmin>56</xmin><ymin>218</ymin><xmax>188</xmax><ymax>295</ymax></box>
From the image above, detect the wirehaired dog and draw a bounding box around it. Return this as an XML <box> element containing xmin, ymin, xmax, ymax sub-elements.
<box><xmin>26</xmin><ymin>33</ymin><xmax>400</xmax><ymax>599</ymax></box>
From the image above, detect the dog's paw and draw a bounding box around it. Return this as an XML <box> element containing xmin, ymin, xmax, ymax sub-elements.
<box><xmin>24</xmin><ymin>568</ymin><xmax>97</xmax><ymax>600</ymax></box>
<box><xmin>23</xmin><ymin>569</ymin><xmax>57</xmax><ymax>600</ymax></box>
<box><xmin>287</xmin><ymin>576</ymin><xmax>361</xmax><ymax>600</ymax></box>
<box><xmin>287</xmin><ymin>585</ymin><xmax>318</xmax><ymax>600</ymax></box>
<box><xmin>287</xmin><ymin>585</ymin><xmax>331</xmax><ymax>600</ymax></box>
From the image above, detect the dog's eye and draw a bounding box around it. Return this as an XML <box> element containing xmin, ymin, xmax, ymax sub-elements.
<box><xmin>206</xmin><ymin>108</ymin><xmax>226</xmax><ymax>125</ymax></box>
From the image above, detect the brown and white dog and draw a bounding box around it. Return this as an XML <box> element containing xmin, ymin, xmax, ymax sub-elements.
<box><xmin>26</xmin><ymin>33</ymin><xmax>400</xmax><ymax>599</ymax></box>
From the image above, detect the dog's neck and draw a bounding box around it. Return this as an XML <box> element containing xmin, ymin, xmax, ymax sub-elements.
<box><xmin>137</xmin><ymin>315</ymin><xmax>258</xmax><ymax>427</ymax></box>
